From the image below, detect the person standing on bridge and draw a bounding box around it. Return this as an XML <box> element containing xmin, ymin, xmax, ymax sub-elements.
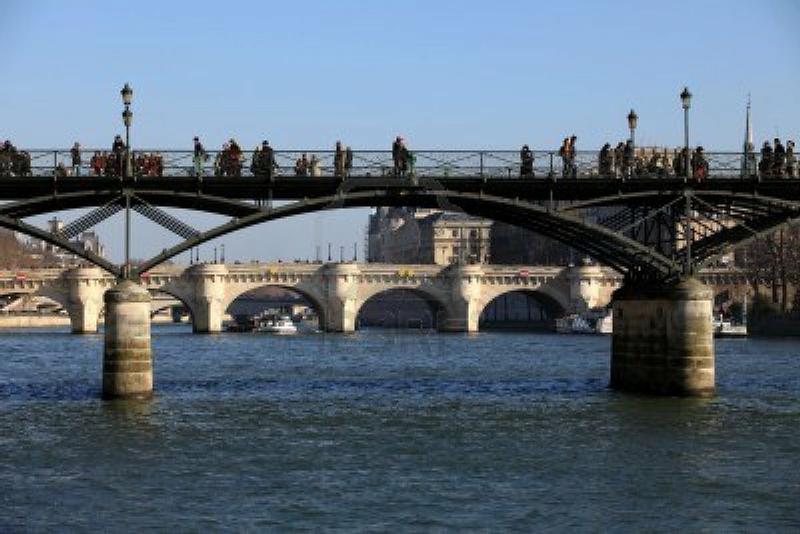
<box><xmin>622</xmin><ymin>140</ymin><xmax>634</xmax><ymax>179</ymax></box>
<box><xmin>691</xmin><ymin>146</ymin><xmax>708</xmax><ymax>181</ymax></box>
<box><xmin>345</xmin><ymin>146</ymin><xmax>353</xmax><ymax>177</ymax></box>
<box><xmin>254</xmin><ymin>140</ymin><xmax>277</xmax><ymax>180</ymax></box>
<box><xmin>568</xmin><ymin>135</ymin><xmax>578</xmax><ymax>178</ymax></box>
<box><xmin>558</xmin><ymin>138</ymin><xmax>570</xmax><ymax>178</ymax></box>
<box><xmin>334</xmin><ymin>141</ymin><xmax>345</xmax><ymax>177</ymax></box>
<box><xmin>403</xmin><ymin>143</ymin><xmax>414</xmax><ymax>177</ymax></box>
<box><xmin>520</xmin><ymin>145</ymin><xmax>534</xmax><ymax>177</ymax></box>
<box><xmin>786</xmin><ymin>140</ymin><xmax>796</xmax><ymax>178</ymax></box>
<box><xmin>112</xmin><ymin>135</ymin><xmax>125</xmax><ymax>177</ymax></box>
<box><xmin>310</xmin><ymin>154</ymin><xmax>321</xmax><ymax>177</ymax></box>
<box><xmin>392</xmin><ymin>136</ymin><xmax>404</xmax><ymax>176</ymax></box>
<box><xmin>193</xmin><ymin>137</ymin><xmax>207</xmax><ymax>178</ymax></box>
<box><xmin>759</xmin><ymin>141</ymin><xmax>773</xmax><ymax>179</ymax></box>
<box><xmin>228</xmin><ymin>139</ymin><xmax>243</xmax><ymax>177</ymax></box>
<box><xmin>673</xmin><ymin>147</ymin><xmax>689</xmax><ymax>178</ymax></box>
<box><xmin>773</xmin><ymin>138</ymin><xmax>786</xmax><ymax>178</ymax></box>
<box><xmin>599</xmin><ymin>143</ymin><xmax>612</xmax><ymax>177</ymax></box>
<box><xmin>70</xmin><ymin>142</ymin><xmax>81</xmax><ymax>177</ymax></box>
<box><xmin>613</xmin><ymin>142</ymin><xmax>624</xmax><ymax>178</ymax></box>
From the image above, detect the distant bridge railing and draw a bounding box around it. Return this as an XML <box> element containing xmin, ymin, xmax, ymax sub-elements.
<box><xmin>0</xmin><ymin>148</ymin><xmax>793</xmax><ymax>180</ymax></box>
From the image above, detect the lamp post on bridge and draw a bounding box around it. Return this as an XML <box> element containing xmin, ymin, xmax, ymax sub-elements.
<box><xmin>627</xmin><ymin>109</ymin><xmax>638</xmax><ymax>151</ymax></box>
<box><xmin>121</xmin><ymin>83</ymin><xmax>133</xmax><ymax>178</ymax></box>
<box><xmin>680</xmin><ymin>86</ymin><xmax>692</xmax><ymax>178</ymax></box>
<box><xmin>120</xmin><ymin>83</ymin><xmax>134</xmax><ymax>278</ymax></box>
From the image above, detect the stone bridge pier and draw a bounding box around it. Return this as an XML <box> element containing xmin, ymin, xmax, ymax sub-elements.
<box><xmin>322</xmin><ymin>263</ymin><xmax>361</xmax><ymax>333</ymax></box>
<box><xmin>182</xmin><ymin>263</ymin><xmax>229</xmax><ymax>334</ymax></box>
<box><xmin>611</xmin><ymin>277</ymin><xmax>715</xmax><ymax>397</ymax></box>
<box><xmin>60</xmin><ymin>267</ymin><xmax>107</xmax><ymax>334</ymax></box>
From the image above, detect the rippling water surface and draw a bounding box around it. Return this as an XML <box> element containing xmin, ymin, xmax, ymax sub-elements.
<box><xmin>1</xmin><ymin>325</ymin><xmax>799</xmax><ymax>531</ymax></box>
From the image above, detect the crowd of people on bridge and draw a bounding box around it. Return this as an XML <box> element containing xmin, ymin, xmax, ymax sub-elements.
<box><xmin>3</xmin><ymin>134</ymin><xmax>798</xmax><ymax>180</ymax></box>
<box><xmin>0</xmin><ymin>140</ymin><xmax>31</xmax><ymax>177</ymax></box>
<box><xmin>758</xmin><ymin>138</ymin><xmax>796</xmax><ymax>179</ymax></box>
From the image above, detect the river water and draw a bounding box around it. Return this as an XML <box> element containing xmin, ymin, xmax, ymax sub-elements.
<box><xmin>1</xmin><ymin>326</ymin><xmax>798</xmax><ymax>531</ymax></box>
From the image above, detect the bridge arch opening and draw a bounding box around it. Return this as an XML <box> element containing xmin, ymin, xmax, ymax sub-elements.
<box><xmin>356</xmin><ymin>288</ymin><xmax>449</xmax><ymax>330</ymax></box>
<box><xmin>148</xmin><ymin>289</ymin><xmax>192</xmax><ymax>324</ymax></box>
<box><xmin>479</xmin><ymin>289</ymin><xmax>566</xmax><ymax>331</ymax></box>
<box><xmin>225</xmin><ymin>285</ymin><xmax>326</xmax><ymax>333</ymax></box>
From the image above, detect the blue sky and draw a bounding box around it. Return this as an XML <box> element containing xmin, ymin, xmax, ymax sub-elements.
<box><xmin>2</xmin><ymin>0</ymin><xmax>799</xmax><ymax>263</ymax></box>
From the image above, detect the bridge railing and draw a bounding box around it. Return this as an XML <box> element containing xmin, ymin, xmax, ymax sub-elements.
<box><xmin>2</xmin><ymin>148</ymin><xmax>794</xmax><ymax>180</ymax></box>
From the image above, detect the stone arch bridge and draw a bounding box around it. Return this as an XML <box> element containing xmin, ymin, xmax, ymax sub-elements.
<box><xmin>0</xmin><ymin>263</ymin><xmax>626</xmax><ymax>334</ymax></box>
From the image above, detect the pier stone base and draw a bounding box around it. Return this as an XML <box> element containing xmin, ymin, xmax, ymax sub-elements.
<box><xmin>102</xmin><ymin>281</ymin><xmax>153</xmax><ymax>400</ymax></box>
<box><xmin>611</xmin><ymin>277</ymin><xmax>714</xmax><ymax>397</ymax></box>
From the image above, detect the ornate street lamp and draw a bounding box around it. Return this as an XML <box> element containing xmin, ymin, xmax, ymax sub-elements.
<box><xmin>120</xmin><ymin>83</ymin><xmax>133</xmax><ymax>277</ymax></box>
<box><xmin>627</xmin><ymin>109</ymin><xmax>638</xmax><ymax>149</ymax></box>
<box><xmin>120</xmin><ymin>83</ymin><xmax>133</xmax><ymax>177</ymax></box>
<box><xmin>680</xmin><ymin>86</ymin><xmax>692</xmax><ymax>178</ymax></box>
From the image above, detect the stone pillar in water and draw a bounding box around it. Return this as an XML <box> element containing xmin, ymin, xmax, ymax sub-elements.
<box><xmin>103</xmin><ymin>280</ymin><xmax>153</xmax><ymax>400</ymax></box>
<box><xmin>611</xmin><ymin>277</ymin><xmax>714</xmax><ymax>397</ymax></box>
<box><xmin>186</xmin><ymin>263</ymin><xmax>229</xmax><ymax>334</ymax></box>
<box><xmin>323</xmin><ymin>263</ymin><xmax>360</xmax><ymax>332</ymax></box>
<box><xmin>439</xmin><ymin>264</ymin><xmax>483</xmax><ymax>332</ymax></box>
<box><xmin>64</xmin><ymin>267</ymin><xmax>106</xmax><ymax>334</ymax></box>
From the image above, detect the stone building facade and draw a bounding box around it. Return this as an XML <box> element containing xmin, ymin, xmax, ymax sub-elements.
<box><xmin>367</xmin><ymin>207</ymin><xmax>491</xmax><ymax>265</ymax></box>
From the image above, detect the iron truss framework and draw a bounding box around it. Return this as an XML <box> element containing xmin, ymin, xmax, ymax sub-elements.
<box><xmin>0</xmin><ymin>170</ymin><xmax>798</xmax><ymax>282</ymax></box>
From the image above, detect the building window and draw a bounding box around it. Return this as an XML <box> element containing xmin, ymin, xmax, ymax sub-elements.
<box><xmin>470</xmin><ymin>229</ymin><xmax>478</xmax><ymax>239</ymax></box>
<box><xmin>452</xmin><ymin>229</ymin><xmax>459</xmax><ymax>238</ymax></box>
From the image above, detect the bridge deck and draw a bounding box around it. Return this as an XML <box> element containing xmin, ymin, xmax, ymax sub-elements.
<box><xmin>1</xmin><ymin>175</ymin><xmax>797</xmax><ymax>205</ymax></box>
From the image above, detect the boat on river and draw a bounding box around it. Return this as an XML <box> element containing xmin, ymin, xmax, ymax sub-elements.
<box><xmin>555</xmin><ymin>309</ymin><xmax>612</xmax><ymax>335</ymax></box>
<box><xmin>256</xmin><ymin>315</ymin><xmax>298</xmax><ymax>335</ymax></box>
<box><xmin>713</xmin><ymin>316</ymin><xmax>747</xmax><ymax>338</ymax></box>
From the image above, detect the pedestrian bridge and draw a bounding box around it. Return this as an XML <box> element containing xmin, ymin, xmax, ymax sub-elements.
<box><xmin>1</xmin><ymin>147</ymin><xmax>795</xmax><ymax>398</ymax></box>
<box><xmin>1</xmin><ymin>148</ymin><xmax>798</xmax><ymax>282</ymax></box>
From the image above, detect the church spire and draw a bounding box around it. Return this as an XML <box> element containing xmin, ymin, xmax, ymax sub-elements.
<box><xmin>742</xmin><ymin>95</ymin><xmax>755</xmax><ymax>176</ymax></box>
<box><xmin>744</xmin><ymin>94</ymin><xmax>754</xmax><ymax>153</ymax></box>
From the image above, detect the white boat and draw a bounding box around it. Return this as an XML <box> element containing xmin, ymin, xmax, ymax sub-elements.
<box><xmin>256</xmin><ymin>315</ymin><xmax>298</xmax><ymax>335</ymax></box>
<box><xmin>595</xmin><ymin>312</ymin><xmax>613</xmax><ymax>334</ymax></box>
<box><xmin>713</xmin><ymin>315</ymin><xmax>747</xmax><ymax>337</ymax></box>
<box><xmin>555</xmin><ymin>309</ymin><xmax>613</xmax><ymax>335</ymax></box>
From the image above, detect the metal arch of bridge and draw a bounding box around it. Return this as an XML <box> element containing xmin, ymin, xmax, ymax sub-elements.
<box><xmin>2</xmin><ymin>173</ymin><xmax>800</xmax><ymax>281</ymax></box>
<box><xmin>129</xmin><ymin>188</ymin><xmax>680</xmax><ymax>277</ymax></box>
<box><xmin>0</xmin><ymin>212</ymin><xmax>120</xmax><ymax>275</ymax></box>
